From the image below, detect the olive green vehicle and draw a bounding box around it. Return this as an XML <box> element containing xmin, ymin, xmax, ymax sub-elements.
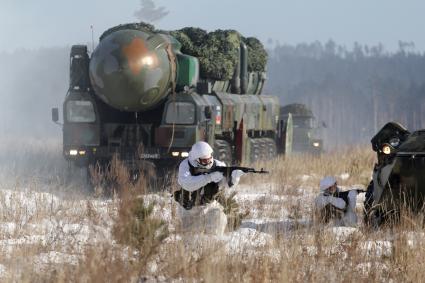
<box><xmin>279</xmin><ymin>103</ymin><xmax>323</xmax><ymax>154</ymax></box>
<box><xmin>364</xmin><ymin>122</ymin><xmax>425</xmax><ymax>226</ymax></box>
<box><xmin>52</xmin><ymin>23</ymin><xmax>293</xmax><ymax>176</ymax></box>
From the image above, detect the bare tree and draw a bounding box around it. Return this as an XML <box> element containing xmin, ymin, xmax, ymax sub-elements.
<box><xmin>134</xmin><ymin>0</ymin><xmax>169</xmax><ymax>23</ymax></box>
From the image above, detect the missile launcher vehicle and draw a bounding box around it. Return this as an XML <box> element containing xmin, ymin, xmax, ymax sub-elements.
<box><xmin>364</xmin><ymin>122</ymin><xmax>425</xmax><ymax>226</ymax></box>
<box><xmin>52</xmin><ymin>23</ymin><xmax>293</xmax><ymax>178</ymax></box>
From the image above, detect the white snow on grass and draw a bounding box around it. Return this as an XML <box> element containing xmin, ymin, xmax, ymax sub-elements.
<box><xmin>0</xmin><ymin>264</ymin><xmax>7</xmax><ymax>278</ymax></box>
<box><xmin>359</xmin><ymin>240</ymin><xmax>393</xmax><ymax>257</ymax></box>
<box><xmin>224</xmin><ymin>228</ymin><xmax>274</xmax><ymax>251</ymax></box>
<box><xmin>1</xmin><ymin>179</ymin><xmax>424</xmax><ymax>279</ymax></box>
<box><xmin>340</xmin><ymin>173</ymin><xmax>350</xmax><ymax>180</ymax></box>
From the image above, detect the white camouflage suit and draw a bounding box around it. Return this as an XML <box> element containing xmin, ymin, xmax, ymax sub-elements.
<box><xmin>176</xmin><ymin>141</ymin><xmax>244</xmax><ymax>235</ymax></box>
<box><xmin>314</xmin><ymin>176</ymin><xmax>358</xmax><ymax>227</ymax></box>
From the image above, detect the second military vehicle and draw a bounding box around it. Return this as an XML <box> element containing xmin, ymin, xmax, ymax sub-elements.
<box><xmin>364</xmin><ymin>122</ymin><xmax>425</xmax><ymax>226</ymax></box>
<box><xmin>52</xmin><ymin>23</ymin><xmax>293</xmax><ymax>178</ymax></box>
<box><xmin>279</xmin><ymin>103</ymin><xmax>323</xmax><ymax>154</ymax></box>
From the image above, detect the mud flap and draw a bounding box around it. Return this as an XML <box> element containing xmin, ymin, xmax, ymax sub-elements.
<box><xmin>372</xmin><ymin>160</ymin><xmax>396</xmax><ymax>203</ymax></box>
<box><xmin>235</xmin><ymin>118</ymin><xmax>244</xmax><ymax>163</ymax></box>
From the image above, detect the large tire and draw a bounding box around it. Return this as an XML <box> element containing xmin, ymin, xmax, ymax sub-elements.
<box><xmin>252</xmin><ymin>138</ymin><xmax>277</xmax><ymax>161</ymax></box>
<box><xmin>264</xmin><ymin>138</ymin><xmax>277</xmax><ymax>159</ymax></box>
<box><xmin>249</xmin><ymin>138</ymin><xmax>261</xmax><ymax>163</ymax></box>
<box><xmin>214</xmin><ymin>140</ymin><xmax>232</xmax><ymax>165</ymax></box>
<box><xmin>257</xmin><ymin>138</ymin><xmax>268</xmax><ymax>160</ymax></box>
<box><xmin>363</xmin><ymin>181</ymin><xmax>384</xmax><ymax>228</ymax></box>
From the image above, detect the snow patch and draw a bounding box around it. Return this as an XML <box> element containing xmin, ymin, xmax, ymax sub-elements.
<box><xmin>328</xmin><ymin>226</ymin><xmax>359</xmax><ymax>241</ymax></box>
<box><xmin>360</xmin><ymin>241</ymin><xmax>392</xmax><ymax>257</ymax></box>
<box><xmin>224</xmin><ymin>228</ymin><xmax>273</xmax><ymax>251</ymax></box>
<box><xmin>33</xmin><ymin>251</ymin><xmax>79</xmax><ymax>266</ymax></box>
<box><xmin>300</xmin><ymin>175</ymin><xmax>311</xmax><ymax>181</ymax></box>
<box><xmin>340</xmin><ymin>173</ymin><xmax>350</xmax><ymax>180</ymax></box>
<box><xmin>0</xmin><ymin>264</ymin><xmax>7</xmax><ymax>278</ymax></box>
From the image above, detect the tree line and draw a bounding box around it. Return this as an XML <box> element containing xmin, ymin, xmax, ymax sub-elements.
<box><xmin>264</xmin><ymin>40</ymin><xmax>425</xmax><ymax>148</ymax></box>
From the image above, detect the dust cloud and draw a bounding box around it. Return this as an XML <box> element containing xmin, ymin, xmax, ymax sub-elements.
<box><xmin>0</xmin><ymin>48</ymin><xmax>68</xmax><ymax>140</ymax></box>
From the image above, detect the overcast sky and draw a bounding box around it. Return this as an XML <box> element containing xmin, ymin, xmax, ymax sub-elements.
<box><xmin>1</xmin><ymin>0</ymin><xmax>424</xmax><ymax>52</ymax></box>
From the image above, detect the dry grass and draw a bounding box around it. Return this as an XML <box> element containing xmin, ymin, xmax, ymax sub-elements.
<box><xmin>246</xmin><ymin>146</ymin><xmax>376</xmax><ymax>192</ymax></box>
<box><xmin>2</xmin><ymin>140</ymin><xmax>425</xmax><ymax>282</ymax></box>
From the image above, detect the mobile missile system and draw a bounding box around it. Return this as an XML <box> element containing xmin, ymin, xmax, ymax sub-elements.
<box><xmin>364</xmin><ymin>122</ymin><xmax>425</xmax><ymax>226</ymax></box>
<box><xmin>279</xmin><ymin>103</ymin><xmax>323</xmax><ymax>154</ymax></box>
<box><xmin>52</xmin><ymin>23</ymin><xmax>293</xmax><ymax>178</ymax></box>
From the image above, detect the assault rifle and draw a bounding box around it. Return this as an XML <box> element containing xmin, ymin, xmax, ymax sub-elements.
<box><xmin>193</xmin><ymin>165</ymin><xmax>269</xmax><ymax>175</ymax></box>
<box><xmin>325</xmin><ymin>189</ymin><xmax>366</xmax><ymax>206</ymax></box>
<box><xmin>192</xmin><ymin>165</ymin><xmax>269</xmax><ymax>186</ymax></box>
<box><xmin>214</xmin><ymin>166</ymin><xmax>269</xmax><ymax>175</ymax></box>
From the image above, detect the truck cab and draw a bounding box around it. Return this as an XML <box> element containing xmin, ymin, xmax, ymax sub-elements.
<box><xmin>280</xmin><ymin>103</ymin><xmax>324</xmax><ymax>154</ymax></box>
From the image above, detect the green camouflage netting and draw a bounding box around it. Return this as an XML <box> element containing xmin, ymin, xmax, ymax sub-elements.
<box><xmin>171</xmin><ymin>28</ymin><xmax>268</xmax><ymax>80</ymax></box>
<box><xmin>99</xmin><ymin>22</ymin><xmax>155</xmax><ymax>41</ymax></box>
<box><xmin>170</xmin><ymin>28</ymin><xmax>240</xmax><ymax>80</ymax></box>
<box><xmin>243</xmin><ymin>37</ymin><xmax>268</xmax><ymax>73</ymax></box>
<box><xmin>99</xmin><ymin>22</ymin><xmax>267</xmax><ymax>80</ymax></box>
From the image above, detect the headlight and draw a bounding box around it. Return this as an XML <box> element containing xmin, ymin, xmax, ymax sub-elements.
<box><xmin>69</xmin><ymin>149</ymin><xmax>78</xmax><ymax>156</ymax></box>
<box><xmin>171</xmin><ymin>152</ymin><xmax>179</xmax><ymax>157</ymax></box>
<box><xmin>313</xmin><ymin>142</ymin><xmax>320</xmax><ymax>147</ymax></box>
<box><xmin>382</xmin><ymin>144</ymin><xmax>392</xmax><ymax>155</ymax></box>
<box><xmin>181</xmin><ymin>152</ymin><xmax>189</xmax><ymax>157</ymax></box>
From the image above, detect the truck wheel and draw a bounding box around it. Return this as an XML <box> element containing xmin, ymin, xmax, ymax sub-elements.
<box><xmin>264</xmin><ymin>138</ymin><xmax>277</xmax><ymax>159</ymax></box>
<box><xmin>214</xmin><ymin>140</ymin><xmax>232</xmax><ymax>165</ymax></box>
<box><xmin>363</xmin><ymin>180</ymin><xmax>387</xmax><ymax>228</ymax></box>
<box><xmin>257</xmin><ymin>138</ymin><xmax>269</xmax><ymax>160</ymax></box>
<box><xmin>249</xmin><ymin>138</ymin><xmax>261</xmax><ymax>163</ymax></box>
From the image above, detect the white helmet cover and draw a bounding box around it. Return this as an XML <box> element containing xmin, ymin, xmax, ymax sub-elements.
<box><xmin>320</xmin><ymin>176</ymin><xmax>337</xmax><ymax>192</ymax></box>
<box><xmin>188</xmin><ymin>141</ymin><xmax>214</xmax><ymax>169</ymax></box>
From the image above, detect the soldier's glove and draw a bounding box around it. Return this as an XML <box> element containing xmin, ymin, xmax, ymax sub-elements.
<box><xmin>326</xmin><ymin>196</ymin><xmax>347</xmax><ymax>210</ymax></box>
<box><xmin>207</xmin><ymin>171</ymin><xmax>224</xmax><ymax>183</ymax></box>
<box><xmin>231</xmin><ymin>170</ymin><xmax>245</xmax><ymax>187</ymax></box>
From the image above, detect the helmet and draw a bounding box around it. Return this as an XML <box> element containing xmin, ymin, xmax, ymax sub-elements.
<box><xmin>320</xmin><ymin>176</ymin><xmax>337</xmax><ymax>191</ymax></box>
<box><xmin>188</xmin><ymin>141</ymin><xmax>214</xmax><ymax>169</ymax></box>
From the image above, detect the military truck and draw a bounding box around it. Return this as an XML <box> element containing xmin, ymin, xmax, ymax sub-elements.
<box><xmin>52</xmin><ymin>23</ymin><xmax>292</xmax><ymax>178</ymax></box>
<box><xmin>279</xmin><ymin>103</ymin><xmax>323</xmax><ymax>154</ymax></box>
<box><xmin>364</xmin><ymin>122</ymin><xmax>425</xmax><ymax>227</ymax></box>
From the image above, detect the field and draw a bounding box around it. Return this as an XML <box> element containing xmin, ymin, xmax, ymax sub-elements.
<box><xmin>1</xmin><ymin>139</ymin><xmax>425</xmax><ymax>282</ymax></box>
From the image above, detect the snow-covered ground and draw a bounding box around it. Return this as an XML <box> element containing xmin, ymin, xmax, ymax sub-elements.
<box><xmin>0</xmin><ymin>172</ymin><xmax>421</xmax><ymax>280</ymax></box>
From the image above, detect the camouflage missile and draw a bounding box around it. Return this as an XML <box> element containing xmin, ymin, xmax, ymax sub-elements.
<box><xmin>89</xmin><ymin>27</ymin><xmax>177</xmax><ymax>111</ymax></box>
<box><xmin>89</xmin><ymin>23</ymin><xmax>268</xmax><ymax>112</ymax></box>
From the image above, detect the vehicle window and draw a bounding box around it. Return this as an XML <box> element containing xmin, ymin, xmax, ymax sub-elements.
<box><xmin>293</xmin><ymin>117</ymin><xmax>313</xmax><ymax>128</ymax></box>
<box><xmin>165</xmin><ymin>102</ymin><xmax>195</xmax><ymax>124</ymax></box>
<box><xmin>66</xmin><ymin>100</ymin><xmax>96</xmax><ymax>122</ymax></box>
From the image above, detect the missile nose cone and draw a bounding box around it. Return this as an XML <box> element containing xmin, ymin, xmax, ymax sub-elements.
<box><xmin>122</xmin><ymin>37</ymin><xmax>158</xmax><ymax>75</ymax></box>
<box><xmin>89</xmin><ymin>29</ymin><xmax>173</xmax><ymax>112</ymax></box>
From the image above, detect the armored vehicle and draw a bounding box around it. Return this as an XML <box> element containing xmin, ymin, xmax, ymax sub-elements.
<box><xmin>364</xmin><ymin>122</ymin><xmax>425</xmax><ymax>226</ymax></box>
<box><xmin>279</xmin><ymin>103</ymin><xmax>323</xmax><ymax>154</ymax></box>
<box><xmin>52</xmin><ymin>23</ymin><xmax>292</xmax><ymax>178</ymax></box>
